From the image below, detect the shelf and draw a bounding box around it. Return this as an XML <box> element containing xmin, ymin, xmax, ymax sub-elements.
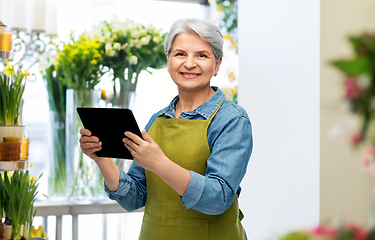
<box><xmin>0</xmin><ymin>160</ymin><xmax>29</xmax><ymax>171</ymax></box>
<box><xmin>0</xmin><ymin>50</ymin><xmax>14</xmax><ymax>60</ymax></box>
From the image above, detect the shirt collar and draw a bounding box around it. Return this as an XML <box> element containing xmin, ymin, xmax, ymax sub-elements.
<box><xmin>159</xmin><ymin>86</ymin><xmax>225</xmax><ymax>119</ymax></box>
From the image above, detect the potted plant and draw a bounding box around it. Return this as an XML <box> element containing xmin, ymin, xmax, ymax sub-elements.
<box><xmin>0</xmin><ymin>64</ymin><xmax>29</xmax><ymax>142</ymax></box>
<box><xmin>0</xmin><ymin>170</ymin><xmax>42</xmax><ymax>240</ymax></box>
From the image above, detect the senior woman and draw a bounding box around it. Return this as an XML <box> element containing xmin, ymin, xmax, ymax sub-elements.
<box><xmin>79</xmin><ymin>18</ymin><xmax>253</xmax><ymax>240</ymax></box>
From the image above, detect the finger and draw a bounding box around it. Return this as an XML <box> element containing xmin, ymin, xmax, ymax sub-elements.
<box><xmin>81</xmin><ymin>141</ymin><xmax>102</xmax><ymax>150</ymax></box>
<box><xmin>123</xmin><ymin>137</ymin><xmax>138</xmax><ymax>151</ymax></box>
<box><xmin>141</xmin><ymin>129</ymin><xmax>153</xmax><ymax>143</ymax></box>
<box><xmin>125</xmin><ymin>131</ymin><xmax>143</xmax><ymax>144</ymax></box>
<box><xmin>124</xmin><ymin>141</ymin><xmax>137</xmax><ymax>157</ymax></box>
<box><xmin>79</xmin><ymin>128</ymin><xmax>92</xmax><ymax>136</ymax></box>
<box><xmin>80</xmin><ymin>135</ymin><xmax>100</xmax><ymax>144</ymax></box>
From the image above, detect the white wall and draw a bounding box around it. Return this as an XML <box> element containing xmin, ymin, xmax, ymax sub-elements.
<box><xmin>238</xmin><ymin>0</ymin><xmax>320</xmax><ymax>239</ymax></box>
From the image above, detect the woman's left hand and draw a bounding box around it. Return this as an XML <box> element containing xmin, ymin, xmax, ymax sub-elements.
<box><xmin>123</xmin><ymin>129</ymin><xmax>166</xmax><ymax>172</ymax></box>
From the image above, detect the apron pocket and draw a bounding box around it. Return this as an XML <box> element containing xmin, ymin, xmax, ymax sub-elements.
<box><xmin>139</xmin><ymin>213</ymin><xmax>208</xmax><ymax>240</ymax></box>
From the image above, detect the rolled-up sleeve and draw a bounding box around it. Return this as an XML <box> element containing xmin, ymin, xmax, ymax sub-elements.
<box><xmin>104</xmin><ymin>161</ymin><xmax>147</xmax><ymax>212</ymax></box>
<box><xmin>180</xmin><ymin>114</ymin><xmax>253</xmax><ymax>215</ymax></box>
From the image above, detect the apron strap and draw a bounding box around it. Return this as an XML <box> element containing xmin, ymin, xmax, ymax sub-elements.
<box><xmin>209</xmin><ymin>98</ymin><xmax>225</xmax><ymax>121</ymax></box>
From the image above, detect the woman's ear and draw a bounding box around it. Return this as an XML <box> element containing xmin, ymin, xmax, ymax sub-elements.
<box><xmin>214</xmin><ymin>57</ymin><xmax>223</xmax><ymax>76</ymax></box>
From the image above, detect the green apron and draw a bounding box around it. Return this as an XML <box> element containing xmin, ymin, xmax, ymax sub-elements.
<box><xmin>139</xmin><ymin>100</ymin><xmax>245</xmax><ymax>240</ymax></box>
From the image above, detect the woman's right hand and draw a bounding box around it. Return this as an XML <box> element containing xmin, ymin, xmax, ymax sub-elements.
<box><xmin>79</xmin><ymin>128</ymin><xmax>103</xmax><ymax>162</ymax></box>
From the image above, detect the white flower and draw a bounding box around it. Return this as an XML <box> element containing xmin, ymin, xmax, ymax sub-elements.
<box><xmin>139</xmin><ymin>29</ymin><xmax>147</xmax><ymax>37</ymax></box>
<box><xmin>140</xmin><ymin>36</ymin><xmax>150</xmax><ymax>45</ymax></box>
<box><xmin>153</xmin><ymin>36</ymin><xmax>161</xmax><ymax>43</ymax></box>
<box><xmin>129</xmin><ymin>55</ymin><xmax>138</xmax><ymax>65</ymax></box>
<box><xmin>134</xmin><ymin>40</ymin><xmax>142</xmax><ymax>49</ymax></box>
<box><xmin>107</xmin><ymin>49</ymin><xmax>116</xmax><ymax>57</ymax></box>
<box><xmin>113</xmin><ymin>42</ymin><xmax>121</xmax><ymax>50</ymax></box>
<box><xmin>358</xmin><ymin>74</ymin><xmax>371</xmax><ymax>90</ymax></box>
<box><xmin>105</xmin><ymin>42</ymin><xmax>112</xmax><ymax>51</ymax></box>
<box><xmin>129</xmin><ymin>39</ymin><xmax>135</xmax><ymax>48</ymax></box>
<box><xmin>131</xmin><ymin>30</ymin><xmax>140</xmax><ymax>39</ymax></box>
<box><xmin>104</xmin><ymin>31</ymin><xmax>111</xmax><ymax>40</ymax></box>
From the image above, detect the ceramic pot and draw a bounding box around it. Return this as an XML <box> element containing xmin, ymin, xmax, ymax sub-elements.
<box><xmin>0</xmin><ymin>125</ymin><xmax>25</xmax><ymax>143</ymax></box>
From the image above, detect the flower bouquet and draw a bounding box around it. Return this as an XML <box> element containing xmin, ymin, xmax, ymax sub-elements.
<box><xmin>55</xmin><ymin>31</ymin><xmax>105</xmax><ymax>200</ymax></box>
<box><xmin>89</xmin><ymin>16</ymin><xmax>167</xmax><ymax>108</ymax></box>
<box><xmin>330</xmin><ymin>32</ymin><xmax>375</xmax><ymax>179</ymax></box>
<box><xmin>331</xmin><ymin>32</ymin><xmax>375</xmax><ymax>148</ymax></box>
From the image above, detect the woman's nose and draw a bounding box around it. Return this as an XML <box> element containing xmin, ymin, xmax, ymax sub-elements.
<box><xmin>184</xmin><ymin>56</ymin><xmax>196</xmax><ymax>69</ymax></box>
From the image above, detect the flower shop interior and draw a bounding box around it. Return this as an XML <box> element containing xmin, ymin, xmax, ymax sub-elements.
<box><xmin>0</xmin><ymin>0</ymin><xmax>374</xmax><ymax>239</ymax></box>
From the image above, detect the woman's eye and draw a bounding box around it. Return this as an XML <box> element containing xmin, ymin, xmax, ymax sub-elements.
<box><xmin>175</xmin><ymin>53</ymin><xmax>184</xmax><ymax>56</ymax></box>
<box><xmin>198</xmin><ymin>54</ymin><xmax>207</xmax><ymax>58</ymax></box>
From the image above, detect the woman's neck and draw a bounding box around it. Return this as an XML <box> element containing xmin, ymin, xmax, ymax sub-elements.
<box><xmin>175</xmin><ymin>87</ymin><xmax>215</xmax><ymax>118</ymax></box>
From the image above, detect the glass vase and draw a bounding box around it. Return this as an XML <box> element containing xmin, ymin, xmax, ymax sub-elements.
<box><xmin>111</xmin><ymin>76</ymin><xmax>137</xmax><ymax>169</ymax></box>
<box><xmin>65</xmin><ymin>89</ymin><xmax>104</xmax><ymax>202</ymax></box>
<box><xmin>47</xmin><ymin>110</ymin><xmax>67</xmax><ymax>199</ymax></box>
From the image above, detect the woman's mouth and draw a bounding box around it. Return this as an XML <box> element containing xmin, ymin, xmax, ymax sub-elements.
<box><xmin>181</xmin><ymin>72</ymin><xmax>200</xmax><ymax>78</ymax></box>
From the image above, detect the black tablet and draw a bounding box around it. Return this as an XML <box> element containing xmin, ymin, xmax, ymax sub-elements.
<box><xmin>76</xmin><ymin>107</ymin><xmax>142</xmax><ymax>159</ymax></box>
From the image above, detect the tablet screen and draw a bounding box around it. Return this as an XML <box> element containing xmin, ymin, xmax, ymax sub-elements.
<box><xmin>76</xmin><ymin>107</ymin><xmax>142</xmax><ymax>159</ymax></box>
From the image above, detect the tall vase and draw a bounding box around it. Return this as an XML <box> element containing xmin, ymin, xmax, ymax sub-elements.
<box><xmin>66</xmin><ymin>89</ymin><xmax>104</xmax><ymax>202</ymax></box>
<box><xmin>47</xmin><ymin>110</ymin><xmax>67</xmax><ymax>199</ymax></box>
<box><xmin>111</xmin><ymin>71</ymin><xmax>139</xmax><ymax>172</ymax></box>
<box><xmin>111</xmin><ymin>67</ymin><xmax>139</xmax><ymax>109</ymax></box>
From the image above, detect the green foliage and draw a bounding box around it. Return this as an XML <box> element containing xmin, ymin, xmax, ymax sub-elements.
<box><xmin>0</xmin><ymin>171</ymin><xmax>41</xmax><ymax>239</ymax></box>
<box><xmin>41</xmin><ymin>64</ymin><xmax>67</xmax><ymax>196</ymax></box>
<box><xmin>331</xmin><ymin>58</ymin><xmax>371</xmax><ymax>77</ymax></box>
<box><xmin>279</xmin><ymin>232</ymin><xmax>311</xmax><ymax>240</ymax></box>
<box><xmin>215</xmin><ymin>0</ymin><xmax>238</xmax><ymax>36</ymax></box>
<box><xmin>0</xmin><ymin>65</ymin><xmax>28</xmax><ymax>125</ymax></box>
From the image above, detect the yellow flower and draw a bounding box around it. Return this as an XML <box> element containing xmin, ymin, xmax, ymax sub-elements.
<box><xmin>30</xmin><ymin>176</ymin><xmax>37</xmax><ymax>184</ymax></box>
<box><xmin>4</xmin><ymin>64</ymin><xmax>14</xmax><ymax>76</ymax></box>
<box><xmin>224</xmin><ymin>35</ymin><xmax>238</xmax><ymax>50</ymax></box>
<box><xmin>23</xmin><ymin>69</ymin><xmax>30</xmax><ymax>78</ymax></box>
<box><xmin>228</xmin><ymin>72</ymin><xmax>236</xmax><ymax>82</ymax></box>
<box><xmin>90</xmin><ymin>59</ymin><xmax>97</xmax><ymax>65</ymax></box>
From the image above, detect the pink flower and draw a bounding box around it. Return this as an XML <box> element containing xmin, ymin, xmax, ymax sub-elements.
<box><xmin>344</xmin><ymin>78</ymin><xmax>361</xmax><ymax>100</ymax></box>
<box><xmin>311</xmin><ymin>226</ymin><xmax>338</xmax><ymax>238</ymax></box>
<box><xmin>351</xmin><ymin>132</ymin><xmax>363</xmax><ymax>145</ymax></box>
<box><xmin>365</xmin><ymin>146</ymin><xmax>375</xmax><ymax>155</ymax></box>
<box><xmin>345</xmin><ymin>222</ymin><xmax>369</xmax><ymax>240</ymax></box>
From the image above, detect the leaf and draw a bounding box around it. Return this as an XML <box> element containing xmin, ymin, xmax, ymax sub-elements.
<box><xmin>330</xmin><ymin>57</ymin><xmax>371</xmax><ymax>76</ymax></box>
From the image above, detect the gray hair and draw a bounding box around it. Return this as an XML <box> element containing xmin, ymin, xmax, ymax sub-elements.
<box><xmin>164</xmin><ymin>18</ymin><xmax>224</xmax><ymax>62</ymax></box>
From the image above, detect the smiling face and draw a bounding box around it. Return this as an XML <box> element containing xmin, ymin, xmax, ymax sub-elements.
<box><xmin>167</xmin><ymin>30</ymin><xmax>222</xmax><ymax>94</ymax></box>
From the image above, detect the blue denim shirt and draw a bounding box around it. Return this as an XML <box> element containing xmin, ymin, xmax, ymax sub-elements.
<box><xmin>105</xmin><ymin>87</ymin><xmax>253</xmax><ymax>215</ymax></box>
